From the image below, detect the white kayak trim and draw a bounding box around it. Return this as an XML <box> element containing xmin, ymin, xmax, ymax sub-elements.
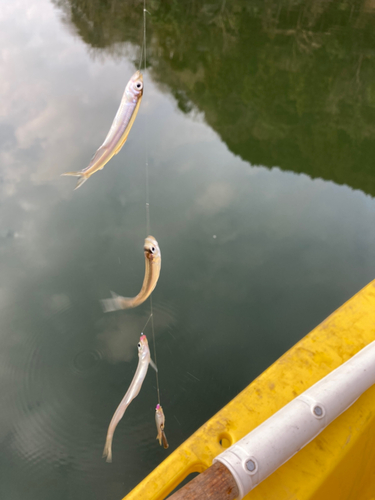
<box><xmin>214</xmin><ymin>340</ymin><xmax>375</xmax><ymax>499</ymax></box>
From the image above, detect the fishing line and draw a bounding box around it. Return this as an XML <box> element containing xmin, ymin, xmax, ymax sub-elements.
<box><xmin>150</xmin><ymin>295</ymin><xmax>160</xmax><ymax>405</ymax></box>
<box><xmin>141</xmin><ymin>312</ymin><xmax>153</xmax><ymax>333</ymax></box>
<box><xmin>138</xmin><ymin>29</ymin><xmax>144</xmax><ymax>71</ymax></box>
<box><xmin>142</xmin><ymin>0</ymin><xmax>161</xmax><ymax>406</ymax></box>
<box><xmin>143</xmin><ymin>0</ymin><xmax>151</xmax><ymax>238</ymax></box>
<box><xmin>137</xmin><ymin>3</ymin><xmax>149</xmax><ymax>72</ymax></box>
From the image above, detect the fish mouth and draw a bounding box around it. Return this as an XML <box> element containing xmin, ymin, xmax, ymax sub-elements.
<box><xmin>133</xmin><ymin>70</ymin><xmax>143</xmax><ymax>81</ymax></box>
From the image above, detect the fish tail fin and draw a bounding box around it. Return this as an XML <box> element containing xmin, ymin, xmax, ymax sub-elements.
<box><xmin>156</xmin><ymin>431</ymin><xmax>162</xmax><ymax>446</ymax></box>
<box><xmin>74</xmin><ymin>176</ymin><xmax>89</xmax><ymax>190</ymax></box>
<box><xmin>101</xmin><ymin>291</ymin><xmax>133</xmax><ymax>312</ymax></box>
<box><xmin>102</xmin><ymin>436</ymin><xmax>113</xmax><ymax>463</ymax></box>
<box><xmin>162</xmin><ymin>431</ymin><xmax>169</xmax><ymax>449</ymax></box>
<box><xmin>61</xmin><ymin>171</ymin><xmax>82</xmax><ymax>177</ymax></box>
<box><xmin>61</xmin><ymin>171</ymin><xmax>89</xmax><ymax>190</ymax></box>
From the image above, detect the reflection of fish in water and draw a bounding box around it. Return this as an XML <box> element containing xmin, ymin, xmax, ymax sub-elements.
<box><xmin>103</xmin><ymin>334</ymin><xmax>157</xmax><ymax>463</ymax></box>
<box><xmin>155</xmin><ymin>404</ymin><xmax>169</xmax><ymax>449</ymax></box>
<box><xmin>62</xmin><ymin>70</ymin><xmax>143</xmax><ymax>190</ymax></box>
<box><xmin>101</xmin><ymin>235</ymin><xmax>161</xmax><ymax>312</ymax></box>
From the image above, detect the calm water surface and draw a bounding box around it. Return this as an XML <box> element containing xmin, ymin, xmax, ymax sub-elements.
<box><xmin>1</xmin><ymin>0</ymin><xmax>375</xmax><ymax>498</ymax></box>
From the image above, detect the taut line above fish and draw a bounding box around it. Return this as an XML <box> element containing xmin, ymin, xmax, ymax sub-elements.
<box><xmin>101</xmin><ymin>235</ymin><xmax>161</xmax><ymax>312</ymax></box>
<box><xmin>62</xmin><ymin>70</ymin><xmax>143</xmax><ymax>190</ymax></box>
<box><xmin>103</xmin><ymin>334</ymin><xmax>157</xmax><ymax>463</ymax></box>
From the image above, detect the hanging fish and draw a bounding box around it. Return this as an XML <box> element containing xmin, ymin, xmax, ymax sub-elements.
<box><xmin>101</xmin><ymin>235</ymin><xmax>161</xmax><ymax>312</ymax></box>
<box><xmin>103</xmin><ymin>334</ymin><xmax>157</xmax><ymax>463</ymax></box>
<box><xmin>62</xmin><ymin>70</ymin><xmax>144</xmax><ymax>190</ymax></box>
<box><xmin>155</xmin><ymin>404</ymin><xmax>169</xmax><ymax>449</ymax></box>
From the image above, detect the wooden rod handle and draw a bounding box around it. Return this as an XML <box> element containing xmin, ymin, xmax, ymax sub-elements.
<box><xmin>167</xmin><ymin>462</ymin><xmax>239</xmax><ymax>500</ymax></box>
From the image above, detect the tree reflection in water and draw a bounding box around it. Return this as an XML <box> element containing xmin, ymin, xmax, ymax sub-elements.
<box><xmin>54</xmin><ymin>0</ymin><xmax>375</xmax><ymax>196</ymax></box>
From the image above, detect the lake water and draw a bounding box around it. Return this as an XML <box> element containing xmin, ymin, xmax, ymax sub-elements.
<box><xmin>1</xmin><ymin>1</ymin><xmax>375</xmax><ymax>499</ymax></box>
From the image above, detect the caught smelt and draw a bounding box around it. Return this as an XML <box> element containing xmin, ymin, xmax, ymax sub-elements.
<box><xmin>62</xmin><ymin>70</ymin><xmax>143</xmax><ymax>190</ymax></box>
<box><xmin>101</xmin><ymin>235</ymin><xmax>161</xmax><ymax>312</ymax></box>
<box><xmin>103</xmin><ymin>334</ymin><xmax>157</xmax><ymax>463</ymax></box>
<box><xmin>155</xmin><ymin>404</ymin><xmax>169</xmax><ymax>449</ymax></box>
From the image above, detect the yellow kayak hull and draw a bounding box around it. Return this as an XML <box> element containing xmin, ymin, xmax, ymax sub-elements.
<box><xmin>125</xmin><ymin>279</ymin><xmax>375</xmax><ymax>499</ymax></box>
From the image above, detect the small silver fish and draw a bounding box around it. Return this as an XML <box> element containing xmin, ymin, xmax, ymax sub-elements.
<box><xmin>155</xmin><ymin>404</ymin><xmax>169</xmax><ymax>449</ymax></box>
<box><xmin>101</xmin><ymin>235</ymin><xmax>161</xmax><ymax>312</ymax></box>
<box><xmin>103</xmin><ymin>334</ymin><xmax>157</xmax><ymax>463</ymax></box>
<box><xmin>62</xmin><ymin>70</ymin><xmax>143</xmax><ymax>189</ymax></box>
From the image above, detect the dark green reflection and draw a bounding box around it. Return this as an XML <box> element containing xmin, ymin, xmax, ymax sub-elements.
<box><xmin>55</xmin><ymin>0</ymin><xmax>375</xmax><ymax>196</ymax></box>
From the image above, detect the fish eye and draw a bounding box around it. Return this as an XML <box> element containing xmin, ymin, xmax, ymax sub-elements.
<box><xmin>135</xmin><ymin>82</ymin><xmax>142</xmax><ymax>89</ymax></box>
<box><xmin>137</xmin><ymin>342</ymin><xmax>141</xmax><ymax>349</ymax></box>
<box><xmin>151</xmin><ymin>246</ymin><xmax>155</xmax><ymax>253</ymax></box>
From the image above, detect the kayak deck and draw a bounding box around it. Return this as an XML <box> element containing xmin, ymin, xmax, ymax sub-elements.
<box><xmin>124</xmin><ymin>279</ymin><xmax>375</xmax><ymax>499</ymax></box>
